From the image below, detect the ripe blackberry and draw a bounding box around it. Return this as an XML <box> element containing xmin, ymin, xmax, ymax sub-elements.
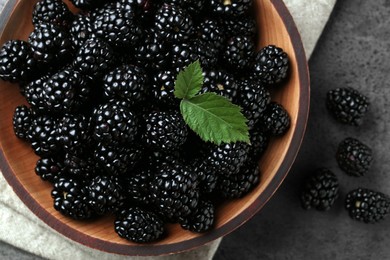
<box><xmin>51</xmin><ymin>177</ymin><xmax>94</xmax><ymax>219</ymax></box>
<box><xmin>92</xmin><ymin>101</ymin><xmax>139</xmax><ymax>145</ymax></box>
<box><xmin>94</xmin><ymin>142</ymin><xmax>142</xmax><ymax>175</ymax></box>
<box><xmin>216</xmin><ymin>159</ymin><xmax>260</xmax><ymax>198</ymax></box>
<box><xmin>193</xmin><ymin>160</ymin><xmax>218</xmax><ymax>194</ymax></box>
<box><xmin>196</xmin><ymin>19</ymin><xmax>225</xmax><ymax>50</ymax></box>
<box><xmin>103</xmin><ymin>65</ymin><xmax>148</xmax><ymax>107</ymax></box>
<box><xmin>57</xmin><ymin>115</ymin><xmax>90</xmax><ymax>151</ymax></box>
<box><xmin>223</xmin><ymin>16</ymin><xmax>257</xmax><ymax>39</ymax></box>
<box><xmin>151</xmin><ymin>70</ymin><xmax>178</xmax><ymax>107</ymax></box>
<box><xmin>253</xmin><ymin>45</ymin><xmax>289</xmax><ymax>85</ymax></box>
<box><xmin>154</xmin><ymin>4</ymin><xmax>194</xmax><ymax>43</ymax></box>
<box><xmin>300</xmin><ymin>168</ymin><xmax>339</xmax><ymax>211</ymax></box>
<box><xmin>261</xmin><ymin>102</ymin><xmax>290</xmax><ymax>136</ymax></box>
<box><xmin>73</xmin><ymin>38</ymin><xmax>114</xmax><ymax>78</ymax></box>
<box><xmin>93</xmin><ymin>6</ymin><xmax>141</xmax><ymax>49</ymax></box>
<box><xmin>13</xmin><ymin>105</ymin><xmax>33</xmax><ymax>140</ymax></box>
<box><xmin>150</xmin><ymin>163</ymin><xmax>199</xmax><ymax>220</ymax></box>
<box><xmin>144</xmin><ymin>150</ymin><xmax>182</xmax><ymax>171</ymax></box>
<box><xmin>70</xmin><ymin>15</ymin><xmax>95</xmax><ymax>50</ymax></box>
<box><xmin>88</xmin><ymin>175</ymin><xmax>124</xmax><ymax>215</ymax></box>
<box><xmin>123</xmin><ymin>168</ymin><xmax>153</xmax><ymax>205</ymax></box>
<box><xmin>64</xmin><ymin>149</ymin><xmax>98</xmax><ymax>180</ymax></box>
<box><xmin>32</xmin><ymin>0</ymin><xmax>73</xmax><ymax>28</ymax></box>
<box><xmin>171</xmin><ymin>42</ymin><xmax>198</xmax><ymax>73</ymax></box>
<box><xmin>249</xmin><ymin>128</ymin><xmax>269</xmax><ymax>160</ymax></box>
<box><xmin>144</xmin><ymin>110</ymin><xmax>188</xmax><ymax>151</ymax></box>
<box><xmin>223</xmin><ymin>36</ymin><xmax>255</xmax><ymax>70</ymax></box>
<box><xmin>24</xmin><ymin>75</ymin><xmax>50</xmax><ymax>111</ymax></box>
<box><xmin>0</xmin><ymin>40</ymin><xmax>36</xmax><ymax>82</ymax></box>
<box><xmin>345</xmin><ymin>188</ymin><xmax>390</xmax><ymax>223</ymax></box>
<box><xmin>28</xmin><ymin>23</ymin><xmax>73</xmax><ymax>66</ymax></box>
<box><xmin>202</xmin><ymin>70</ymin><xmax>239</xmax><ymax>101</ymax></box>
<box><xmin>42</xmin><ymin>69</ymin><xmax>89</xmax><ymax>114</ymax></box>
<box><xmin>326</xmin><ymin>87</ymin><xmax>369</xmax><ymax>126</ymax></box>
<box><xmin>69</xmin><ymin>0</ymin><xmax>109</xmax><ymax>10</ymax></box>
<box><xmin>115</xmin><ymin>207</ymin><xmax>165</xmax><ymax>243</ymax></box>
<box><xmin>27</xmin><ymin>115</ymin><xmax>60</xmax><ymax>156</ymax></box>
<box><xmin>194</xmin><ymin>40</ymin><xmax>219</xmax><ymax>70</ymax></box>
<box><xmin>35</xmin><ymin>156</ymin><xmax>64</xmax><ymax>183</ymax></box>
<box><xmin>336</xmin><ymin>138</ymin><xmax>373</xmax><ymax>177</ymax></box>
<box><xmin>179</xmin><ymin>200</ymin><xmax>215</xmax><ymax>233</ymax></box>
<box><xmin>165</xmin><ymin>0</ymin><xmax>205</xmax><ymax>15</ymax></box>
<box><xmin>237</xmin><ymin>80</ymin><xmax>271</xmax><ymax>128</ymax></box>
<box><xmin>210</xmin><ymin>0</ymin><xmax>252</xmax><ymax>16</ymax></box>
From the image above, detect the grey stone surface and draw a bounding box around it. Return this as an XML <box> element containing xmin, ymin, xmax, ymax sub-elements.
<box><xmin>215</xmin><ymin>0</ymin><xmax>390</xmax><ymax>259</ymax></box>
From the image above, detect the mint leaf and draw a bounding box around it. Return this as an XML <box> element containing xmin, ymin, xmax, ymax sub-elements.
<box><xmin>180</xmin><ymin>93</ymin><xmax>250</xmax><ymax>145</ymax></box>
<box><xmin>174</xmin><ymin>60</ymin><xmax>204</xmax><ymax>99</ymax></box>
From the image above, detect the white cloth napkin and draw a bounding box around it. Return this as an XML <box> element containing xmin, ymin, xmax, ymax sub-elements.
<box><xmin>0</xmin><ymin>0</ymin><xmax>336</xmax><ymax>259</ymax></box>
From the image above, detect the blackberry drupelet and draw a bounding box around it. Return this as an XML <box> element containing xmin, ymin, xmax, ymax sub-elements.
<box><xmin>92</xmin><ymin>101</ymin><xmax>139</xmax><ymax>145</ymax></box>
<box><xmin>345</xmin><ymin>188</ymin><xmax>390</xmax><ymax>223</ymax></box>
<box><xmin>124</xmin><ymin>167</ymin><xmax>153</xmax><ymax>205</ymax></box>
<box><xmin>223</xmin><ymin>16</ymin><xmax>257</xmax><ymax>39</ymax></box>
<box><xmin>52</xmin><ymin>177</ymin><xmax>94</xmax><ymax>219</ymax></box>
<box><xmin>24</xmin><ymin>75</ymin><xmax>50</xmax><ymax>111</ymax></box>
<box><xmin>300</xmin><ymin>168</ymin><xmax>339</xmax><ymax>211</ymax></box>
<box><xmin>73</xmin><ymin>38</ymin><xmax>114</xmax><ymax>78</ymax></box>
<box><xmin>336</xmin><ymin>137</ymin><xmax>372</xmax><ymax>177</ymax></box>
<box><xmin>70</xmin><ymin>15</ymin><xmax>95</xmax><ymax>50</ymax></box>
<box><xmin>165</xmin><ymin>0</ymin><xmax>205</xmax><ymax>15</ymax></box>
<box><xmin>154</xmin><ymin>4</ymin><xmax>194</xmax><ymax>43</ymax></box>
<box><xmin>151</xmin><ymin>70</ymin><xmax>178</xmax><ymax>107</ymax></box>
<box><xmin>261</xmin><ymin>102</ymin><xmax>290</xmax><ymax>136</ymax></box>
<box><xmin>35</xmin><ymin>156</ymin><xmax>64</xmax><ymax>183</ymax></box>
<box><xmin>88</xmin><ymin>175</ymin><xmax>124</xmax><ymax>215</ymax></box>
<box><xmin>253</xmin><ymin>45</ymin><xmax>289</xmax><ymax>85</ymax></box>
<box><xmin>13</xmin><ymin>105</ymin><xmax>33</xmax><ymax>140</ymax></box>
<box><xmin>0</xmin><ymin>40</ymin><xmax>36</xmax><ymax>82</ymax></box>
<box><xmin>171</xmin><ymin>42</ymin><xmax>198</xmax><ymax>73</ymax></box>
<box><xmin>28</xmin><ymin>23</ymin><xmax>73</xmax><ymax>66</ymax></box>
<box><xmin>223</xmin><ymin>36</ymin><xmax>255</xmax><ymax>70</ymax></box>
<box><xmin>179</xmin><ymin>200</ymin><xmax>215</xmax><ymax>233</ymax></box>
<box><xmin>144</xmin><ymin>110</ymin><xmax>188</xmax><ymax>151</ymax></box>
<box><xmin>115</xmin><ymin>207</ymin><xmax>165</xmax><ymax>243</ymax></box>
<box><xmin>94</xmin><ymin>142</ymin><xmax>142</xmax><ymax>175</ymax></box>
<box><xmin>32</xmin><ymin>0</ymin><xmax>73</xmax><ymax>27</ymax></box>
<box><xmin>326</xmin><ymin>87</ymin><xmax>369</xmax><ymax>126</ymax></box>
<box><xmin>216</xmin><ymin>159</ymin><xmax>260</xmax><ymax>199</ymax></box>
<box><xmin>103</xmin><ymin>65</ymin><xmax>148</xmax><ymax>107</ymax></box>
<box><xmin>27</xmin><ymin>115</ymin><xmax>60</xmax><ymax>156</ymax></box>
<box><xmin>202</xmin><ymin>70</ymin><xmax>239</xmax><ymax>101</ymax></box>
<box><xmin>150</xmin><ymin>163</ymin><xmax>199</xmax><ymax>220</ymax></box>
<box><xmin>237</xmin><ymin>80</ymin><xmax>271</xmax><ymax>128</ymax></box>
<box><xmin>57</xmin><ymin>115</ymin><xmax>90</xmax><ymax>151</ymax></box>
<box><xmin>210</xmin><ymin>0</ymin><xmax>252</xmax><ymax>16</ymax></box>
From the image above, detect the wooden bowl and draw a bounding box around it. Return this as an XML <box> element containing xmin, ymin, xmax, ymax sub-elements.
<box><xmin>0</xmin><ymin>0</ymin><xmax>309</xmax><ymax>256</ymax></box>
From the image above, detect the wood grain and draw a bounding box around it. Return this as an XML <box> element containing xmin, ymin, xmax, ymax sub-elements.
<box><xmin>0</xmin><ymin>0</ymin><xmax>310</xmax><ymax>256</ymax></box>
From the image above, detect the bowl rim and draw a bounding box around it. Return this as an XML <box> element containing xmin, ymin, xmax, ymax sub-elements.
<box><xmin>0</xmin><ymin>0</ymin><xmax>310</xmax><ymax>256</ymax></box>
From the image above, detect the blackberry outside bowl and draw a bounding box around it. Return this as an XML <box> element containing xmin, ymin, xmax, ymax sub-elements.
<box><xmin>0</xmin><ymin>0</ymin><xmax>309</xmax><ymax>256</ymax></box>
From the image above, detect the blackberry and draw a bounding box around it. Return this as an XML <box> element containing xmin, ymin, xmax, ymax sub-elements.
<box><xmin>216</xmin><ymin>159</ymin><xmax>260</xmax><ymax>198</ymax></box>
<box><xmin>196</xmin><ymin>19</ymin><xmax>225</xmax><ymax>50</ymax></box>
<box><xmin>249</xmin><ymin>128</ymin><xmax>269</xmax><ymax>160</ymax></box>
<box><xmin>194</xmin><ymin>40</ymin><xmax>219</xmax><ymax>70</ymax></box>
<box><xmin>179</xmin><ymin>200</ymin><xmax>215</xmax><ymax>233</ymax></box>
<box><xmin>165</xmin><ymin>0</ymin><xmax>205</xmax><ymax>15</ymax></box>
<box><xmin>115</xmin><ymin>207</ymin><xmax>165</xmax><ymax>243</ymax></box>
<box><xmin>154</xmin><ymin>4</ymin><xmax>194</xmax><ymax>43</ymax></box>
<box><xmin>223</xmin><ymin>36</ymin><xmax>255</xmax><ymax>70</ymax></box>
<box><xmin>42</xmin><ymin>69</ymin><xmax>89</xmax><ymax>114</ymax></box>
<box><xmin>193</xmin><ymin>160</ymin><xmax>218</xmax><ymax>194</ymax></box>
<box><xmin>223</xmin><ymin>16</ymin><xmax>257</xmax><ymax>39</ymax></box>
<box><xmin>261</xmin><ymin>102</ymin><xmax>290</xmax><ymax>136</ymax></box>
<box><xmin>64</xmin><ymin>149</ymin><xmax>98</xmax><ymax>180</ymax></box>
<box><xmin>73</xmin><ymin>38</ymin><xmax>114</xmax><ymax>78</ymax></box>
<box><xmin>151</xmin><ymin>70</ymin><xmax>178</xmax><ymax>107</ymax></box>
<box><xmin>35</xmin><ymin>156</ymin><xmax>64</xmax><ymax>183</ymax></box>
<box><xmin>345</xmin><ymin>188</ymin><xmax>390</xmax><ymax>223</ymax></box>
<box><xmin>144</xmin><ymin>110</ymin><xmax>188</xmax><ymax>151</ymax></box>
<box><xmin>253</xmin><ymin>45</ymin><xmax>289</xmax><ymax>85</ymax></box>
<box><xmin>0</xmin><ymin>40</ymin><xmax>36</xmax><ymax>82</ymax></box>
<box><xmin>103</xmin><ymin>65</ymin><xmax>148</xmax><ymax>107</ymax></box>
<box><xmin>116</xmin><ymin>0</ymin><xmax>161</xmax><ymax>26</ymax></box>
<box><xmin>32</xmin><ymin>0</ymin><xmax>73</xmax><ymax>28</ymax></box>
<box><xmin>210</xmin><ymin>0</ymin><xmax>252</xmax><ymax>17</ymax></box>
<box><xmin>94</xmin><ymin>142</ymin><xmax>142</xmax><ymax>175</ymax></box>
<box><xmin>171</xmin><ymin>42</ymin><xmax>198</xmax><ymax>73</ymax></box>
<box><xmin>27</xmin><ymin>115</ymin><xmax>60</xmax><ymax>156</ymax></box>
<box><xmin>69</xmin><ymin>15</ymin><xmax>95</xmax><ymax>50</ymax></box>
<box><xmin>326</xmin><ymin>87</ymin><xmax>369</xmax><ymax>126</ymax></box>
<box><xmin>88</xmin><ymin>175</ymin><xmax>124</xmax><ymax>215</ymax></box>
<box><xmin>237</xmin><ymin>80</ymin><xmax>271</xmax><ymax>128</ymax></box>
<box><xmin>144</xmin><ymin>150</ymin><xmax>182</xmax><ymax>171</ymax></box>
<box><xmin>124</xmin><ymin>168</ymin><xmax>153</xmax><ymax>205</ymax></box>
<box><xmin>28</xmin><ymin>23</ymin><xmax>72</xmax><ymax>66</ymax></box>
<box><xmin>300</xmin><ymin>168</ymin><xmax>339</xmax><ymax>211</ymax></box>
<box><xmin>13</xmin><ymin>105</ymin><xmax>33</xmax><ymax>140</ymax></box>
<box><xmin>92</xmin><ymin>101</ymin><xmax>139</xmax><ymax>145</ymax></box>
<box><xmin>57</xmin><ymin>115</ymin><xmax>90</xmax><ymax>151</ymax></box>
<box><xmin>93</xmin><ymin>6</ymin><xmax>142</xmax><ymax>49</ymax></box>
<box><xmin>336</xmin><ymin>138</ymin><xmax>373</xmax><ymax>177</ymax></box>
<box><xmin>69</xmin><ymin>0</ymin><xmax>109</xmax><ymax>10</ymax></box>
<box><xmin>24</xmin><ymin>75</ymin><xmax>50</xmax><ymax>111</ymax></box>
<box><xmin>51</xmin><ymin>177</ymin><xmax>94</xmax><ymax>219</ymax></box>
<box><xmin>202</xmin><ymin>70</ymin><xmax>239</xmax><ymax>101</ymax></box>
<box><xmin>150</xmin><ymin>163</ymin><xmax>199</xmax><ymax>220</ymax></box>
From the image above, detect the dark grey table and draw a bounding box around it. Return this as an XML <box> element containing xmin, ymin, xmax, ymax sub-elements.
<box><xmin>2</xmin><ymin>0</ymin><xmax>390</xmax><ymax>259</ymax></box>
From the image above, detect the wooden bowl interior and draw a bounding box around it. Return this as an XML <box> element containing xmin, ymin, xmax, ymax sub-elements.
<box><xmin>0</xmin><ymin>0</ymin><xmax>305</xmax><ymax>254</ymax></box>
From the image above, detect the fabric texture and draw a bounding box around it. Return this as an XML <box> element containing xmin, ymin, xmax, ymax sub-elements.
<box><xmin>0</xmin><ymin>0</ymin><xmax>335</xmax><ymax>259</ymax></box>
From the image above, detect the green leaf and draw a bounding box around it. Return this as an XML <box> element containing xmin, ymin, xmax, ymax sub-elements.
<box><xmin>180</xmin><ymin>93</ymin><xmax>250</xmax><ymax>145</ymax></box>
<box><xmin>174</xmin><ymin>60</ymin><xmax>204</xmax><ymax>99</ymax></box>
